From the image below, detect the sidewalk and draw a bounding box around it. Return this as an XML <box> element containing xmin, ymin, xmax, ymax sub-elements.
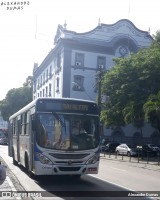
<box><xmin>100</xmin><ymin>153</ymin><xmax>160</xmax><ymax>172</ymax></box>
<box><xmin>0</xmin><ymin>159</ymin><xmax>17</xmax><ymax>200</ymax></box>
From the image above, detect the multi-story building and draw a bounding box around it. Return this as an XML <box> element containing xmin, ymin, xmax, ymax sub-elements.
<box><xmin>32</xmin><ymin>19</ymin><xmax>152</xmax><ymax>101</ymax></box>
<box><xmin>33</xmin><ymin>19</ymin><xmax>156</xmax><ymax>145</ymax></box>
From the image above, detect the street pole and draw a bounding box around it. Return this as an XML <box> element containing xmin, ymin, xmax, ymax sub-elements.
<box><xmin>97</xmin><ymin>65</ymin><xmax>104</xmax><ymax>137</ymax></box>
<box><xmin>97</xmin><ymin>65</ymin><xmax>103</xmax><ymax>112</ymax></box>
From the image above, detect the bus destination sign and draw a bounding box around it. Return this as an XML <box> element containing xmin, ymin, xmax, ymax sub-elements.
<box><xmin>63</xmin><ymin>104</ymin><xmax>89</xmax><ymax>111</ymax></box>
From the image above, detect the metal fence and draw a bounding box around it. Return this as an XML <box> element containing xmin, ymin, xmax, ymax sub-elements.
<box><xmin>101</xmin><ymin>151</ymin><xmax>160</xmax><ymax>166</ymax></box>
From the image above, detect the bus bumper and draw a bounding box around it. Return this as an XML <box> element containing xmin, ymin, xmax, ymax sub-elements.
<box><xmin>34</xmin><ymin>161</ymin><xmax>99</xmax><ymax>175</ymax></box>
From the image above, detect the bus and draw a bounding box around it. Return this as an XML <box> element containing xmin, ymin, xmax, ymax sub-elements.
<box><xmin>8</xmin><ymin>98</ymin><xmax>100</xmax><ymax>177</ymax></box>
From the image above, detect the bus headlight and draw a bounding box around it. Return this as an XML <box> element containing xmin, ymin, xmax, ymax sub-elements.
<box><xmin>86</xmin><ymin>154</ymin><xmax>99</xmax><ymax>164</ymax></box>
<box><xmin>36</xmin><ymin>153</ymin><xmax>53</xmax><ymax>165</ymax></box>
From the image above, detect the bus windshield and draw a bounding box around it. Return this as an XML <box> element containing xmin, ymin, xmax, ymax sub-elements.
<box><xmin>36</xmin><ymin>113</ymin><xmax>99</xmax><ymax>151</ymax></box>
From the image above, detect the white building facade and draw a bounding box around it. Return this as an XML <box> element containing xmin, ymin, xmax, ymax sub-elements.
<box><xmin>33</xmin><ymin>19</ymin><xmax>157</xmax><ymax>144</ymax></box>
<box><xmin>33</xmin><ymin>19</ymin><xmax>152</xmax><ymax>101</ymax></box>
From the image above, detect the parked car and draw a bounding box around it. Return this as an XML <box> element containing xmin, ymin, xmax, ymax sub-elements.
<box><xmin>115</xmin><ymin>144</ymin><xmax>140</xmax><ymax>157</ymax></box>
<box><xmin>105</xmin><ymin>142</ymin><xmax>120</xmax><ymax>153</ymax></box>
<box><xmin>142</xmin><ymin>144</ymin><xmax>159</xmax><ymax>157</ymax></box>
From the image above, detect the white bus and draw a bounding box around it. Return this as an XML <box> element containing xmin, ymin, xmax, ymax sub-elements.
<box><xmin>8</xmin><ymin>98</ymin><xmax>100</xmax><ymax>177</ymax></box>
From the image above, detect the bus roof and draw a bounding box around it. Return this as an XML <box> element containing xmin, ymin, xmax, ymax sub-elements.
<box><xmin>9</xmin><ymin>97</ymin><xmax>98</xmax><ymax>120</ymax></box>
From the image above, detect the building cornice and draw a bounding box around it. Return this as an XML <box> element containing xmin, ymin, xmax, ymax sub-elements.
<box><xmin>54</xmin><ymin>19</ymin><xmax>153</xmax><ymax>44</ymax></box>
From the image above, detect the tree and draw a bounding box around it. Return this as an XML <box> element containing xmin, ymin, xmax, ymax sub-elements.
<box><xmin>23</xmin><ymin>76</ymin><xmax>33</xmax><ymax>88</ymax></box>
<box><xmin>143</xmin><ymin>92</ymin><xmax>160</xmax><ymax>132</ymax></box>
<box><xmin>0</xmin><ymin>77</ymin><xmax>33</xmax><ymax>121</ymax></box>
<box><xmin>100</xmin><ymin>35</ymin><xmax>160</xmax><ymax>128</ymax></box>
<box><xmin>152</xmin><ymin>30</ymin><xmax>160</xmax><ymax>48</ymax></box>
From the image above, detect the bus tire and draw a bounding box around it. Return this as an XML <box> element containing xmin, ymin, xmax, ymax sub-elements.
<box><xmin>25</xmin><ymin>153</ymin><xmax>34</xmax><ymax>179</ymax></box>
<box><xmin>12</xmin><ymin>149</ymin><xmax>18</xmax><ymax>165</ymax></box>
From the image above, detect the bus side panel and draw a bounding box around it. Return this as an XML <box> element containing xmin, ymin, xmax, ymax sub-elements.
<box><xmin>8</xmin><ymin>124</ymin><xmax>13</xmax><ymax>157</ymax></box>
<box><xmin>12</xmin><ymin>135</ymin><xmax>18</xmax><ymax>162</ymax></box>
<box><xmin>19</xmin><ymin>135</ymin><xmax>30</xmax><ymax>168</ymax></box>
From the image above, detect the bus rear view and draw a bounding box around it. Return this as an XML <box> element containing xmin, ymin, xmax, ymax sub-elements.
<box><xmin>9</xmin><ymin>98</ymin><xmax>100</xmax><ymax>177</ymax></box>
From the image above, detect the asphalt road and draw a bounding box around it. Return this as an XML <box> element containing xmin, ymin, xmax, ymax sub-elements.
<box><xmin>0</xmin><ymin>145</ymin><xmax>160</xmax><ymax>200</ymax></box>
<box><xmin>98</xmin><ymin>155</ymin><xmax>160</xmax><ymax>191</ymax></box>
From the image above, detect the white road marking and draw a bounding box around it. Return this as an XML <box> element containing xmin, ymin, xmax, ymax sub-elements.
<box><xmin>110</xmin><ymin>167</ymin><xmax>126</xmax><ymax>172</ymax></box>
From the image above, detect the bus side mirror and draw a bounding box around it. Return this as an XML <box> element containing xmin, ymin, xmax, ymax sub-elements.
<box><xmin>32</xmin><ymin>119</ymin><xmax>36</xmax><ymax>131</ymax></box>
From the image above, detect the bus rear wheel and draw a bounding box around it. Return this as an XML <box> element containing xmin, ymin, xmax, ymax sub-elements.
<box><xmin>25</xmin><ymin>154</ymin><xmax>34</xmax><ymax>178</ymax></box>
<box><xmin>12</xmin><ymin>150</ymin><xmax>18</xmax><ymax>165</ymax></box>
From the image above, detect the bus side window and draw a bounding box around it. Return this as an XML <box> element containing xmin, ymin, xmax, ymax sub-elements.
<box><xmin>31</xmin><ymin>115</ymin><xmax>36</xmax><ymax>131</ymax></box>
<box><xmin>11</xmin><ymin>122</ymin><xmax>14</xmax><ymax>135</ymax></box>
<box><xmin>21</xmin><ymin>112</ymin><xmax>27</xmax><ymax>135</ymax></box>
<box><xmin>21</xmin><ymin>113</ymin><xmax>24</xmax><ymax>135</ymax></box>
<box><xmin>17</xmin><ymin>119</ymin><xmax>21</xmax><ymax>135</ymax></box>
<box><xmin>13</xmin><ymin>119</ymin><xmax>16</xmax><ymax>135</ymax></box>
<box><xmin>26</xmin><ymin>111</ymin><xmax>30</xmax><ymax>135</ymax></box>
<box><xmin>24</xmin><ymin>112</ymin><xmax>27</xmax><ymax>135</ymax></box>
<box><xmin>20</xmin><ymin>114</ymin><xmax>22</xmax><ymax>135</ymax></box>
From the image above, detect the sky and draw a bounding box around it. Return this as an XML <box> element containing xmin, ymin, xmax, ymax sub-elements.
<box><xmin>0</xmin><ymin>0</ymin><xmax>160</xmax><ymax>101</ymax></box>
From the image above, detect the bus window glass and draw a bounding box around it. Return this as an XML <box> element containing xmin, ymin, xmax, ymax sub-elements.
<box><xmin>70</xmin><ymin>116</ymin><xmax>99</xmax><ymax>150</ymax></box>
<box><xmin>21</xmin><ymin>113</ymin><xmax>25</xmax><ymax>135</ymax></box>
<box><xmin>26</xmin><ymin>111</ymin><xmax>30</xmax><ymax>135</ymax></box>
<box><xmin>13</xmin><ymin>119</ymin><xmax>16</xmax><ymax>135</ymax></box>
<box><xmin>24</xmin><ymin>112</ymin><xmax>27</xmax><ymax>135</ymax></box>
<box><xmin>17</xmin><ymin>119</ymin><xmax>21</xmax><ymax>135</ymax></box>
<box><xmin>35</xmin><ymin>113</ymin><xmax>99</xmax><ymax>150</ymax></box>
<box><xmin>20</xmin><ymin>114</ymin><xmax>23</xmax><ymax>135</ymax></box>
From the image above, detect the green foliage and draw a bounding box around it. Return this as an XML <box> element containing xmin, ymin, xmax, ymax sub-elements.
<box><xmin>101</xmin><ymin>35</ymin><xmax>160</xmax><ymax>127</ymax></box>
<box><xmin>143</xmin><ymin>92</ymin><xmax>160</xmax><ymax>130</ymax></box>
<box><xmin>143</xmin><ymin>93</ymin><xmax>160</xmax><ymax>117</ymax></box>
<box><xmin>0</xmin><ymin>86</ymin><xmax>32</xmax><ymax>121</ymax></box>
<box><xmin>152</xmin><ymin>30</ymin><xmax>160</xmax><ymax>48</ymax></box>
<box><xmin>23</xmin><ymin>76</ymin><xmax>33</xmax><ymax>88</ymax></box>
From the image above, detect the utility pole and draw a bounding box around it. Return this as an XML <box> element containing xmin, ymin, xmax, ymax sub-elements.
<box><xmin>97</xmin><ymin>65</ymin><xmax>104</xmax><ymax>112</ymax></box>
<box><xmin>97</xmin><ymin>64</ymin><xmax>104</xmax><ymax>137</ymax></box>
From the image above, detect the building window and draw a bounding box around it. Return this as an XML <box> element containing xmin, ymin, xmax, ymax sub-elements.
<box><xmin>49</xmin><ymin>84</ymin><xmax>52</xmax><ymax>96</ymax></box>
<box><xmin>43</xmin><ymin>89</ymin><xmax>45</xmax><ymax>97</ymax></box>
<box><xmin>45</xmin><ymin>86</ymin><xmax>48</xmax><ymax>97</ymax></box>
<box><xmin>56</xmin><ymin>77</ymin><xmax>60</xmax><ymax>92</ymax></box>
<box><xmin>33</xmin><ymin>81</ymin><xmax>36</xmax><ymax>93</ymax></box>
<box><xmin>57</xmin><ymin>53</ymin><xmax>61</xmax><ymax>68</ymax></box>
<box><xmin>75</xmin><ymin>53</ymin><xmax>84</xmax><ymax>67</ymax></box>
<box><xmin>55</xmin><ymin>54</ymin><xmax>61</xmax><ymax>74</ymax></box>
<box><xmin>37</xmin><ymin>79</ymin><xmax>40</xmax><ymax>89</ymax></box>
<box><xmin>40</xmin><ymin>75</ymin><xmax>42</xmax><ymax>87</ymax></box>
<box><xmin>46</xmin><ymin>69</ymin><xmax>48</xmax><ymax>81</ymax></box>
<box><xmin>43</xmin><ymin>72</ymin><xmax>45</xmax><ymax>84</ymax></box>
<box><xmin>49</xmin><ymin>65</ymin><xmax>52</xmax><ymax>78</ymax></box>
<box><xmin>72</xmin><ymin>75</ymin><xmax>84</xmax><ymax>91</ymax></box>
<box><xmin>97</xmin><ymin>56</ymin><xmax>106</xmax><ymax>70</ymax></box>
